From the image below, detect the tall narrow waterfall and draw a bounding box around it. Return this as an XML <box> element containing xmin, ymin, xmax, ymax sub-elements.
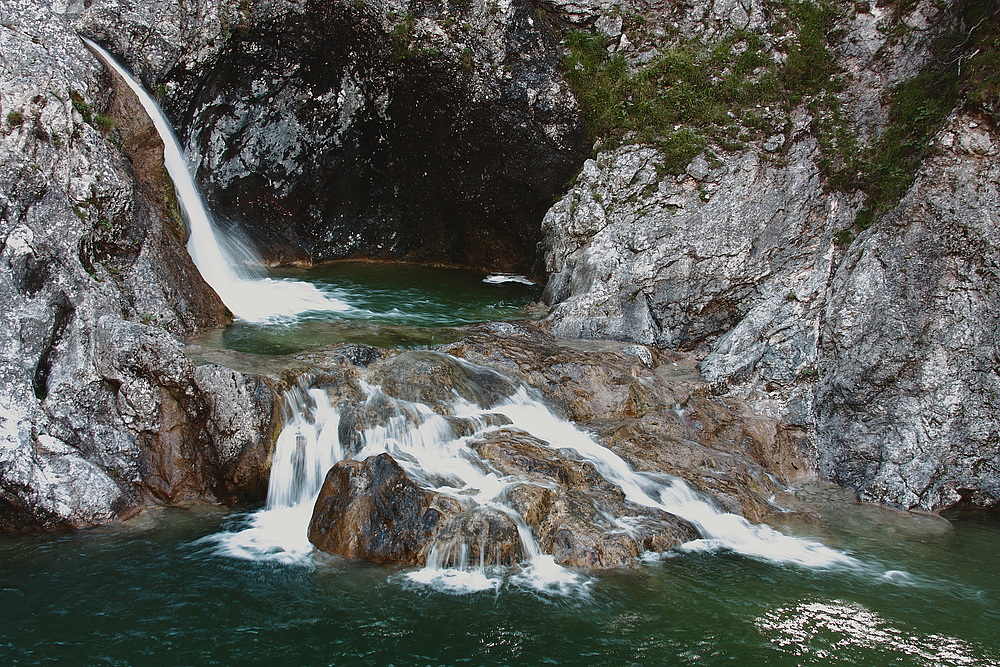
<box><xmin>208</xmin><ymin>353</ymin><xmax>856</xmax><ymax>595</ymax></box>
<box><xmin>82</xmin><ymin>38</ymin><xmax>350</xmax><ymax>323</ymax></box>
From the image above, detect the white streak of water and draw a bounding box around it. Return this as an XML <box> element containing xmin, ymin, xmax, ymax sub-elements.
<box><xmin>492</xmin><ymin>388</ymin><xmax>857</xmax><ymax>569</ymax></box>
<box><xmin>81</xmin><ymin>38</ymin><xmax>350</xmax><ymax>323</ymax></box>
<box><xmin>483</xmin><ymin>274</ymin><xmax>535</xmax><ymax>285</ymax></box>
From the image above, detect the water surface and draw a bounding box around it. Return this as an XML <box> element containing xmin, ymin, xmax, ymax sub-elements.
<box><xmin>1</xmin><ymin>501</ymin><xmax>997</xmax><ymax>665</ymax></box>
<box><xmin>194</xmin><ymin>262</ymin><xmax>543</xmax><ymax>355</ymax></box>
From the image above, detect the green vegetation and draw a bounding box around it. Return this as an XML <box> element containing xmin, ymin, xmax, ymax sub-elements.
<box><xmin>829</xmin><ymin>0</ymin><xmax>999</xmax><ymax>230</ymax></box>
<box><xmin>6</xmin><ymin>110</ymin><xmax>24</xmax><ymax>127</ymax></box>
<box><xmin>782</xmin><ymin>0</ymin><xmax>842</xmax><ymax>101</ymax></box>
<box><xmin>389</xmin><ymin>12</ymin><xmax>416</xmax><ymax>60</ymax></box>
<box><xmin>562</xmin><ymin>1</ymin><xmax>839</xmax><ymax>172</ymax></box>
<box><xmin>94</xmin><ymin>113</ymin><xmax>116</xmax><ymax>133</ymax></box>
<box><xmin>563</xmin><ymin>28</ymin><xmax>786</xmax><ymax>172</ymax></box>
<box><xmin>70</xmin><ymin>90</ymin><xmax>93</xmax><ymax>124</ymax></box>
<box><xmin>561</xmin><ymin>0</ymin><xmax>998</xmax><ymax>230</ymax></box>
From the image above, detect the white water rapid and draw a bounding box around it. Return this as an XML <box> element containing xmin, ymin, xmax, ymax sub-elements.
<box><xmin>82</xmin><ymin>38</ymin><xmax>350</xmax><ymax>323</ymax></box>
<box><xmin>209</xmin><ymin>354</ymin><xmax>857</xmax><ymax>596</ymax></box>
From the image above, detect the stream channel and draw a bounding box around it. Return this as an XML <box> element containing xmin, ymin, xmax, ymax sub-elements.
<box><xmin>0</xmin><ymin>38</ymin><xmax>996</xmax><ymax>667</ymax></box>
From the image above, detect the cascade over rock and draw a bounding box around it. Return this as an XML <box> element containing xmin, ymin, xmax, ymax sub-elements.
<box><xmin>442</xmin><ymin>323</ymin><xmax>806</xmax><ymax>522</ymax></box>
<box><xmin>298</xmin><ymin>326</ymin><xmax>823</xmax><ymax>569</ymax></box>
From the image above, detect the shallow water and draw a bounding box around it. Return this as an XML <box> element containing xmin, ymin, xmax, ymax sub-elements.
<box><xmin>193</xmin><ymin>261</ymin><xmax>543</xmax><ymax>355</ymax></box>
<box><xmin>0</xmin><ymin>503</ymin><xmax>997</xmax><ymax>665</ymax></box>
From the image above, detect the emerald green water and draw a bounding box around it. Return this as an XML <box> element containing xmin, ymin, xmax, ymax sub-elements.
<box><xmin>196</xmin><ymin>262</ymin><xmax>543</xmax><ymax>355</ymax></box>
<box><xmin>1</xmin><ymin>498</ymin><xmax>997</xmax><ymax>665</ymax></box>
<box><xmin>6</xmin><ymin>264</ymin><xmax>998</xmax><ymax>664</ymax></box>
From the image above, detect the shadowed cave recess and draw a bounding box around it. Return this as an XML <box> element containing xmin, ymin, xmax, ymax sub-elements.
<box><xmin>165</xmin><ymin>0</ymin><xmax>588</xmax><ymax>275</ymax></box>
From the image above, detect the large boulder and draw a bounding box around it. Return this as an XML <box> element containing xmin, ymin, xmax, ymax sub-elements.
<box><xmin>308</xmin><ymin>452</ymin><xmax>460</xmax><ymax>565</ymax></box>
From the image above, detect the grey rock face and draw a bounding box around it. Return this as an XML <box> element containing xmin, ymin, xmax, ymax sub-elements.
<box><xmin>538</xmin><ymin>0</ymin><xmax>998</xmax><ymax>511</ymax></box>
<box><xmin>542</xmin><ymin>143</ymin><xmax>855</xmax><ymax>379</ymax></box>
<box><xmin>817</xmin><ymin>113</ymin><xmax>1000</xmax><ymax>511</ymax></box>
<box><xmin>163</xmin><ymin>0</ymin><xmax>586</xmax><ymax>273</ymax></box>
<box><xmin>0</xmin><ymin>0</ymin><xmax>273</xmax><ymax>529</ymax></box>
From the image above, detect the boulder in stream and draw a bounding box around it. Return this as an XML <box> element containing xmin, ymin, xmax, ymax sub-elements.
<box><xmin>308</xmin><ymin>453</ymin><xmax>460</xmax><ymax>565</ymax></box>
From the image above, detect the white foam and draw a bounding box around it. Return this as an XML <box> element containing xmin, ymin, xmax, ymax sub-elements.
<box><xmin>483</xmin><ymin>274</ymin><xmax>535</xmax><ymax>285</ymax></box>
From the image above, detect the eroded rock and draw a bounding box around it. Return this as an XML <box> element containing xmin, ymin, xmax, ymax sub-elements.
<box><xmin>817</xmin><ymin>112</ymin><xmax>1000</xmax><ymax>511</ymax></box>
<box><xmin>474</xmin><ymin>429</ymin><xmax>699</xmax><ymax>568</ymax></box>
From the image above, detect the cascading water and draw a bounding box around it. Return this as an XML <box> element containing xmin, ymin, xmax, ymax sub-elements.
<box><xmin>210</xmin><ymin>352</ymin><xmax>857</xmax><ymax>595</ymax></box>
<box><xmin>80</xmin><ymin>36</ymin><xmax>855</xmax><ymax>596</ymax></box>
<box><xmin>81</xmin><ymin>38</ymin><xmax>350</xmax><ymax>323</ymax></box>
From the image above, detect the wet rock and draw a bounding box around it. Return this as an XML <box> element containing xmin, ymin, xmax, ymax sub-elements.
<box><xmin>473</xmin><ymin>428</ymin><xmax>699</xmax><ymax>568</ymax></box>
<box><xmin>308</xmin><ymin>453</ymin><xmax>460</xmax><ymax>564</ymax></box>
<box><xmin>431</xmin><ymin>506</ymin><xmax>524</xmax><ymax>568</ymax></box>
<box><xmin>367</xmin><ymin>350</ymin><xmax>518</xmax><ymax>409</ymax></box>
<box><xmin>445</xmin><ymin>324</ymin><xmax>809</xmax><ymax>522</ymax></box>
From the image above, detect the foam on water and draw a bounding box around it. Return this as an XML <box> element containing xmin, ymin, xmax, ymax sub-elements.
<box><xmin>483</xmin><ymin>274</ymin><xmax>536</xmax><ymax>285</ymax></box>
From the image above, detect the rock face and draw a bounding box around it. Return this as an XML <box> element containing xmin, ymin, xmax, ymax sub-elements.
<box><xmin>0</xmin><ymin>0</ymin><xmax>275</xmax><ymax>529</ymax></box>
<box><xmin>88</xmin><ymin>0</ymin><xmax>585</xmax><ymax>273</ymax></box>
<box><xmin>817</xmin><ymin>112</ymin><xmax>1000</xmax><ymax>511</ymax></box>
<box><xmin>538</xmin><ymin>0</ymin><xmax>1000</xmax><ymax>511</ymax></box>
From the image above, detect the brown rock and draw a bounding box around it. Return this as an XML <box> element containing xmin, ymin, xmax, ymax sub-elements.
<box><xmin>475</xmin><ymin>429</ymin><xmax>699</xmax><ymax>568</ymax></box>
<box><xmin>432</xmin><ymin>506</ymin><xmax>524</xmax><ymax>567</ymax></box>
<box><xmin>308</xmin><ymin>453</ymin><xmax>460</xmax><ymax>565</ymax></box>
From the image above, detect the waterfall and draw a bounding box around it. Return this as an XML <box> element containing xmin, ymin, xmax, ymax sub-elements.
<box><xmin>81</xmin><ymin>38</ymin><xmax>350</xmax><ymax>323</ymax></box>
<box><xmin>208</xmin><ymin>353</ymin><xmax>855</xmax><ymax>594</ymax></box>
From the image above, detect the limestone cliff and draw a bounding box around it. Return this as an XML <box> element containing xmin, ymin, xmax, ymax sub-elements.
<box><xmin>0</xmin><ymin>0</ymin><xmax>272</xmax><ymax>528</ymax></box>
<box><xmin>540</xmin><ymin>0</ymin><xmax>1000</xmax><ymax>510</ymax></box>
